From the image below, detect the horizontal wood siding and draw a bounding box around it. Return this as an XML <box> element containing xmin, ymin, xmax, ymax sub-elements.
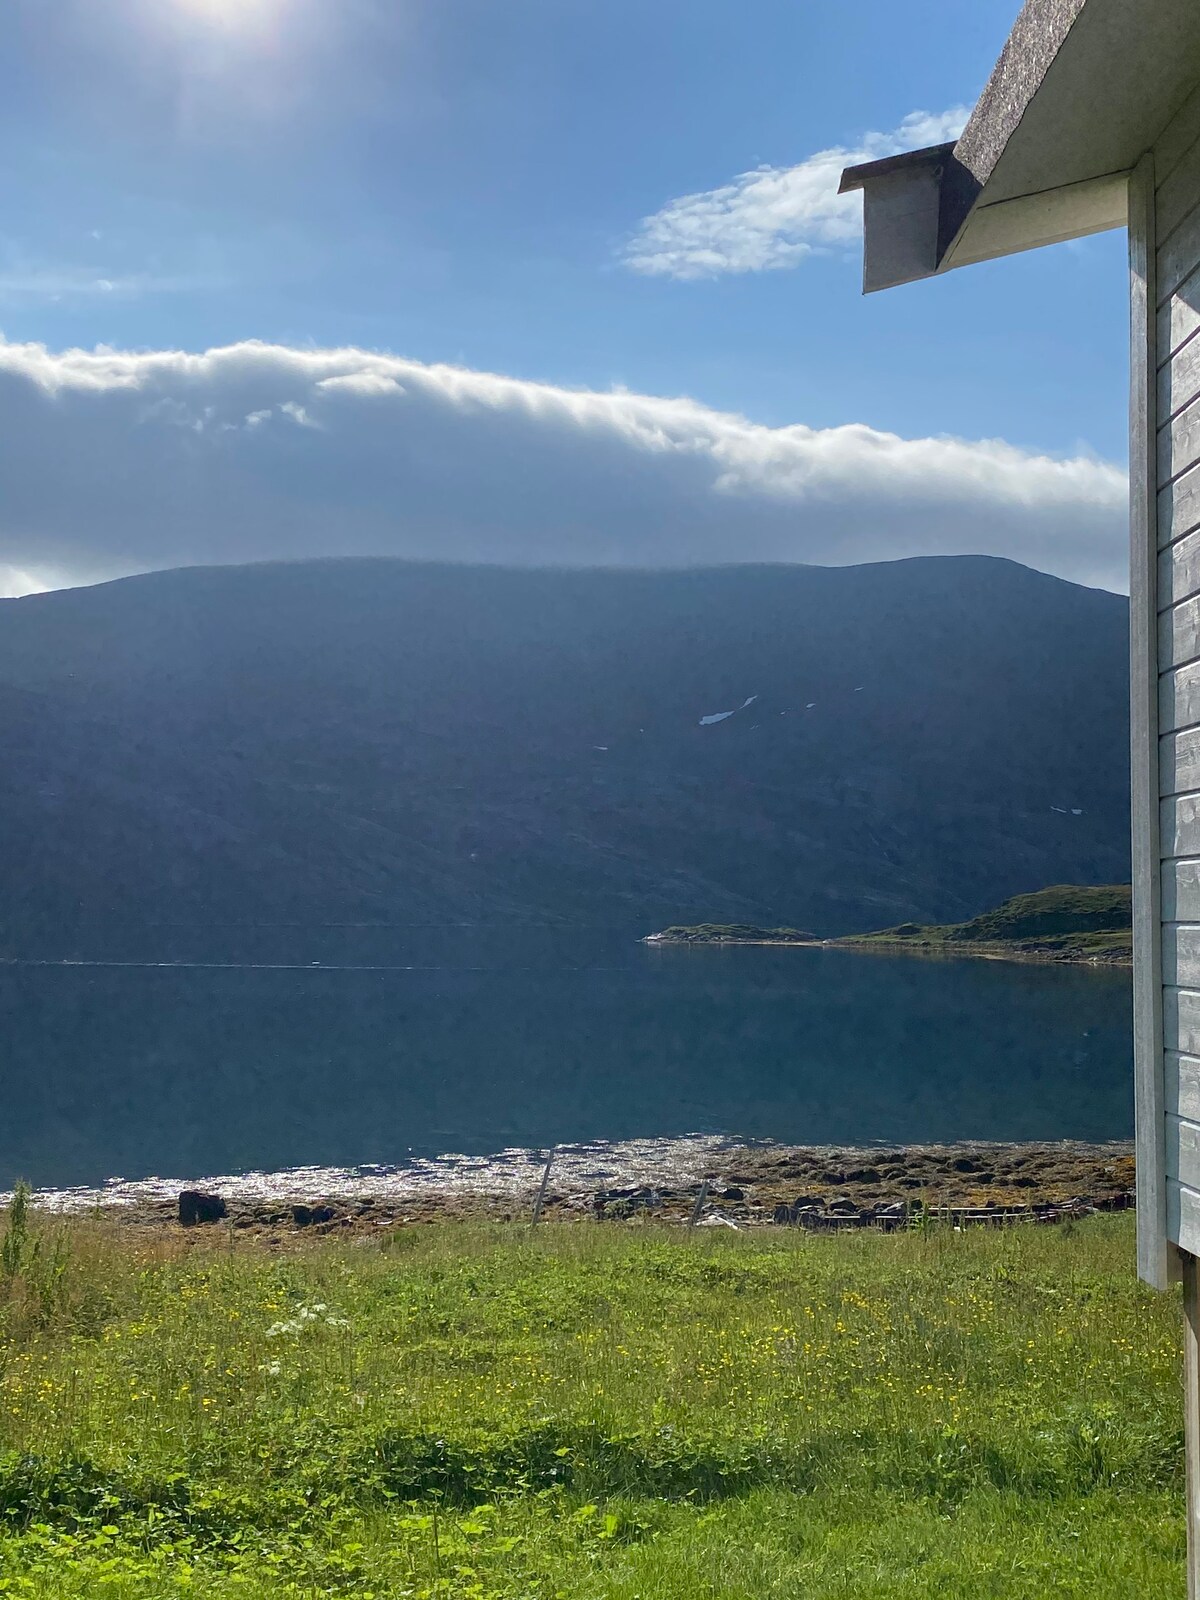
<box><xmin>1159</xmin><ymin>335</ymin><xmax>1200</xmax><ymax>427</ymax></box>
<box><xmin>1161</xmin><ymin>659</ymin><xmax>1200</xmax><ymax>730</ymax></box>
<box><xmin>1168</xmin><ymin>986</ymin><xmax>1200</xmax><ymax>1057</ymax></box>
<box><xmin>1166</xmin><ymin>859</ymin><xmax>1200</xmax><ymax>925</ymax></box>
<box><xmin>1155</xmin><ymin>119</ymin><xmax>1200</xmax><ymax>1274</ymax></box>
<box><xmin>1160</xmin><ymin>593</ymin><xmax>1200</xmax><ymax>667</ymax></box>
<box><xmin>1161</xmin><ymin>464</ymin><xmax>1200</xmax><ymax>547</ymax></box>
<box><xmin>1164</xmin><ymin>798</ymin><xmax>1200</xmax><ymax>862</ymax></box>
<box><xmin>1165</xmin><ymin>924</ymin><xmax>1200</xmax><ymax>983</ymax></box>
<box><xmin>1169</xmin><ymin>1177</ymin><xmax>1200</xmax><ymax>1257</ymax></box>
<box><xmin>1157</xmin><ymin>82</ymin><xmax>1200</xmax><ymax>372</ymax></box>
<box><xmin>1162</xmin><ymin>727</ymin><xmax>1200</xmax><ymax>794</ymax></box>
<box><xmin>1160</xmin><ymin>393</ymin><xmax>1200</xmax><ymax>484</ymax></box>
<box><xmin>1168</xmin><ymin>1051</ymin><xmax>1200</xmax><ymax>1122</ymax></box>
<box><xmin>1167</xmin><ymin>1113</ymin><xmax>1200</xmax><ymax>1189</ymax></box>
<box><xmin>1160</xmin><ymin>529</ymin><xmax>1200</xmax><ymax>608</ymax></box>
<box><xmin>1158</xmin><ymin>205</ymin><xmax>1200</xmax><ymax>306</ymax></box>
<box><xmin>1157</xmin><ymin>275</ymin><xmax>1200</xmax><ymax>364</ymax></box>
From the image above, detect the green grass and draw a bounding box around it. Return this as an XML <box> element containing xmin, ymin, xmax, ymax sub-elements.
<box><xmin>0</xmin><ymin>1210</ymin><xmax>1184</xmax><ymax>1597</ymax></box>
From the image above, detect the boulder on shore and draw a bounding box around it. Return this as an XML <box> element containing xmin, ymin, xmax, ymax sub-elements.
<box><xmin>178</xmin><ymin>1191</ymin><xmax>227</xmax><ymax>1226</ymax></box>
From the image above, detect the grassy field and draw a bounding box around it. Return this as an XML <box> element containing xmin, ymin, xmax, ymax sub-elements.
<box><xmin>0</xmin><ymin>1204</ymin><xmax>1185</xmax><ymax>1597</ymax></box>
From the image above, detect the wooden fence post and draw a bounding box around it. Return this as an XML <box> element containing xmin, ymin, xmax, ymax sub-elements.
<box><xmin>530</xmin><ymin>1148</ymin><xmax>555</xmax><ymax>1226</ymax></box>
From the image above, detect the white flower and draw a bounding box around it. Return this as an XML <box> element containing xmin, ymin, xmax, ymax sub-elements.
<box><xmin>264</xmin><ymin>1304</ymin><xmax>351</xmax><ymax>1338</ymax></box>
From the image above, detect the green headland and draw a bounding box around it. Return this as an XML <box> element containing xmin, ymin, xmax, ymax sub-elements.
<box><xmin>645</xmin><ymin>883</ymin><xmax>1132</xmax><ymax>965</ymax></box>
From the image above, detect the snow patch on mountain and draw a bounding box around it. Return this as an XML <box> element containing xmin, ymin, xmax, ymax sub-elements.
<box><xmin>699</xmin><ymin>695</ymin><xmax>758</xmax><ymax>727</ymax></box>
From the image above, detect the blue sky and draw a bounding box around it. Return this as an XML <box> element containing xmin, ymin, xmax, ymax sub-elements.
<box><xmin>0</xmin><ymin>0</ymin><xmax>1130</xmax><ymax>593</ymax></box>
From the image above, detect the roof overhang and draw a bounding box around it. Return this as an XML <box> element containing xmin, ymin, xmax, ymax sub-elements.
<box><xmin>839</xmin><ymin>0</ymin><xmax>1200</xmax><ymax>291</ymax></box>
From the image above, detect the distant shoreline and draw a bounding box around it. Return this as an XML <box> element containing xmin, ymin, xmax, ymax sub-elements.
<box><xmin>642</xmin><ymin>885</ymin><xmax>1133</xmax><ymax>968</ymax></box>
<box><xmin>642</xmin><ymin>931</ymin><xmax>1131</xmax><ymax>967</ymax></box>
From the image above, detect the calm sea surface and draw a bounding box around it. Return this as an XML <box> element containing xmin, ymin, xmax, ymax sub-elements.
<box><xmin>0</xmin><ymin>927</ymin><xmax>1132</xmax><ymax>1190</ymax></box>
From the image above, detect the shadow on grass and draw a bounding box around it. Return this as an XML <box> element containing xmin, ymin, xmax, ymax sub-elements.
<box><xmin>0</xmin><ymin>1407</ymin><xmax>1182</xmax><ymax>1552</ymax></box>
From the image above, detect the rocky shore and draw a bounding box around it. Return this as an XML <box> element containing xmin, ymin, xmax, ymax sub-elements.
<box><xmin>21</xmin><ymin>1138</ymin><xmax>1135</xmax><ymax>1241</ymax></box>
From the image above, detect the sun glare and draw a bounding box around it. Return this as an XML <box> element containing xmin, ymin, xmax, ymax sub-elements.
<box><xmin>175</xmin><ymin>0</ymin><xmax>280</xmax><ymax>32</ymax></box>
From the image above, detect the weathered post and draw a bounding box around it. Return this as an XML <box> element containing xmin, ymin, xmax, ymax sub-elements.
<box><xmin>530</xmin><ymin>1148</ymin><xmax>555</xmax><ymax>1226</ymax></box>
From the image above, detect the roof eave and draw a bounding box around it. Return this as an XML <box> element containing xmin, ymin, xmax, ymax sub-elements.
<box><xmin>839</xmin><ymin>146</ymin><xmax>980</xmax><ymax>293</ymax></box>
<box><xmin>841</xmin><ymin>145</ymin><xmax>1129</xmax><ymax>293</ymax></box>
<box><xmin>841</xmin><ymin>0</ymin><xmax>1200</xmax><ymax>293</ymax></box>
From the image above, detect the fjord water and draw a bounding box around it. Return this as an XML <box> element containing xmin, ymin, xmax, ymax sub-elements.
<box><xmin>0</xmin><ymin>927</ymin><xmax>1131</xmax><ymax>1189</ymax></box>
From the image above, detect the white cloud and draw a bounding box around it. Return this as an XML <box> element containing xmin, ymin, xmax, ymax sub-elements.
<box><xmin>0</xmin><ymin>567</ymin><xmax>52</xmax><ymax>599</ymax></box>
<box><xmin>0</xmin><ymin>336</ymin><xmax>1127</xmax><ymax>599</ymax></box>
<box><xmin>622</xmin><ymin>108</ymin><xmax>970</xmax><ymax>280</ymax></box>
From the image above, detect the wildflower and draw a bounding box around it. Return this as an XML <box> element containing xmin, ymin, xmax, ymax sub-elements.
<box><xmin>266</xmin><ymin>1303</ymin><xmax>350</xmax><ymax>1337</ymax></box>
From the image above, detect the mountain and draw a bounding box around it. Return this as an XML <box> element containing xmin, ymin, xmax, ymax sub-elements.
<box><xmin>0</xmin><ymin>555</ymin><xmax>1130</xmax><ymax>949</ymax></box>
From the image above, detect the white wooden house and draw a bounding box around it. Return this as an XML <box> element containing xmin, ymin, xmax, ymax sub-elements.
<box><xmin>841</xmin><ymin>0</ymin><xmax>1200</xmax><ymax>1583</ymax></box>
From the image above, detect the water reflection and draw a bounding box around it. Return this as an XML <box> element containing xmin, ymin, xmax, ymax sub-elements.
<box><xmin>0</xmin><ymin>929</ymin><xmax>1132</xmax><ymax>1188</ymax></box>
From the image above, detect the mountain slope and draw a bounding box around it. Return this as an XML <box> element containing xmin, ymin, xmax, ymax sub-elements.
<box><xmin>0</xmin><ymin>555</ymin><xmax>1130</xmax><ymax>948</ymax></box>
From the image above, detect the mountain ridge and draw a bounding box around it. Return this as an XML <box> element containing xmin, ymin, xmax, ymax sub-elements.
<box><xmin>0</xmin><ymin>554</ymin><xmax>1130</xmax><ymax>950</ymax></box>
